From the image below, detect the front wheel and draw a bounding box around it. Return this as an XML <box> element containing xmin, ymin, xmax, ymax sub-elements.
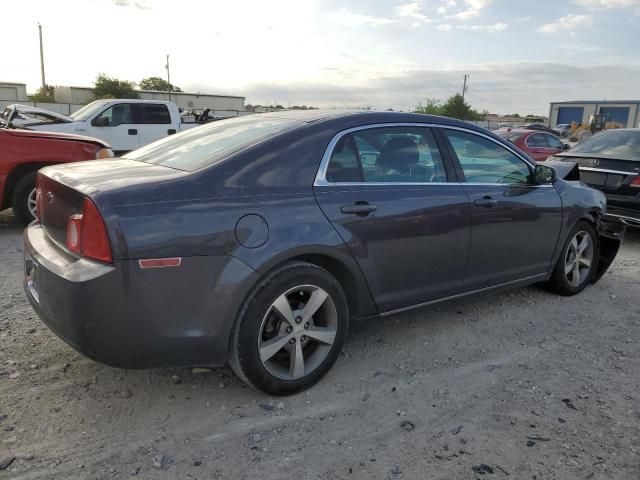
<box><xmin>546</xmin><ymin>221</ymin><xmax>599</xmax><ymax>296</ymax></box>
<box><xmin>11</xmin><ymin>172</ymin><xmax>38</xmax><ymax>226</ymax></box>
<box><xmin>229</xmin><ymin>262</ymin><xmax>349</xmax><ymax>395</ymax></box>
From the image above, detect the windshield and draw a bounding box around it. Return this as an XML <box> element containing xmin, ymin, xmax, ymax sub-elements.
<box><xmin>568</xmin><ymin>130</ymin><xmax>640</xmax><ymax>160</ymax></box>
<box><xmin>69</xmin><ymin>101</ymin><xmax>110</xmax><ymax>121</ymax></box>
<box><xmin>124</xmin><ymin>115</ymin><xmax>301</xmax><ymax>171</ymax></box>
<box><xmin>0</xmin><ymin>107</ymin><xmax>12</xmax><ymax>126</ymax></box>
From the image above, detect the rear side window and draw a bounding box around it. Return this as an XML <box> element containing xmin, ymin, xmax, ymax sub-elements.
<box><xmin>526</xmin><ymin>133</ymin><xmax>547</xmax><ymax>148</ymax></box>
<box><xmin>124</xmin><ymin>116</ymin><xmax>300</xmax><ymax>172</ymax></box>
<box><xmin>326</xmin><ymin>127</ymin><xmax>447</xmax><ymax>183</ymax></box>
<box><xmin>137</xmin><ymin>104</ymin><xmax>171</xmax><ymax>124</ymax></box>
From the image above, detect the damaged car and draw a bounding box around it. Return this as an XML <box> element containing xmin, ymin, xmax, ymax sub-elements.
<box><xmin>23</xmin><ymin>111</ymin><xmax>624</xmax><ymax>395</ymax></box>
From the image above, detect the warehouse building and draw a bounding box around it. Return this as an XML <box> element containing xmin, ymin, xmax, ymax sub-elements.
<box><xmin>549</xmin><ymin>100</ymin><xmax>640</xmax><ymax>129</ymax></box>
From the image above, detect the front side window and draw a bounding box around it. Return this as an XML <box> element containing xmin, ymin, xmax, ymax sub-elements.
<box><xmin>92</xmin><ymin>104</ymin><xmax>133</xmax><ymax>127</ymax></box>
<box><xmin>326</xmin><ymin>127</ymin><xmax>447</xmax><ymax>183</ymax></box>
<box><xmin>444</xmin><ymin>130</ymin><xmax>531</xmax><ymax>184</ymax></box>
<box><xmin>544</xmin><ymin>134</ymin><xmax>565</xmax><ymax>150</ymax></box>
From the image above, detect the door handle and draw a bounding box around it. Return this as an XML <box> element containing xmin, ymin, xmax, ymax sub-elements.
<box><xmin>128</xmin><ymin>128</ymin><xmax>138</xmax><ymax>135</ymax></box>
<box><xmin>341</xmin><ymin>203</ymin><xmax>377</xmax><ymax>215</ymax></box>
<box><xmin>473</xmin><ymin>197</ymin><xmax>497</xmax><ymax>208</ymax></box>
<box><xmin>168</xmin><ymin>129</ymin><xmax>176</xmax><ymax>135</ymax></box>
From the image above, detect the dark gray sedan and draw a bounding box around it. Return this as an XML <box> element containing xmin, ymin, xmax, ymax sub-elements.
<box><xmin>24</xmin><ymin>111</ymin><xmax>623</xmax><ymax>395</ymax></box>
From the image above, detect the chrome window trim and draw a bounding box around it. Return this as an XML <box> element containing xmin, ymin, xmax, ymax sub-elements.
<box><xmin>313</xmin><ymin>122</ymin><xmax>537</xmax><ymax>187</ymax></box>
<box><xmin>578</xmin><ymin>166</ymin><xmax>639</xmax><ymax>176</ymax></box>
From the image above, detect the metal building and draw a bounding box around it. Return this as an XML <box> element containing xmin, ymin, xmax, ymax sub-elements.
<box><xmin>549</xmin><ymin>100</ymin><xmax>640</xmax><ymax>129</ymax></box>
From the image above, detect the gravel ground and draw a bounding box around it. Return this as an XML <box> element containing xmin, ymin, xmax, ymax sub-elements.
<box><xmin>1</xmin><ymin>209</ymin><xmax>639</xmax><ymax>480</ymax></box>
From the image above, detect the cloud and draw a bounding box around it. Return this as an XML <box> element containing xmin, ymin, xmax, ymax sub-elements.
<box><xmin>327</xmin><ymin>7</ymin><xmax>396</xmax><ymax>27</ymax></box>
<box><xmin>110</xmin><ymin>0</ymin><xmax>148</xmax><ymax>8</ymax></box>
<box><xmin>203</xmin><ymin>62</ymin><xmax>640</xmax><ymax>115</ymax></box>
<box><xmin>397</xmin><ymin>2</ymin><xmax>432</xmax><ymax>22</ymax></box>
<box><xmin>537</xmin><ymin>14</ymin><xmax>593</xmax><ymax>32</ymax></box>
<box><xmin>445</xmin><ymin>0</ymin><xmax>492</xmax><ymax>20</ymax></box>
<box><xmin>573</xmin><ymin>0</ymin><xmax>640</xmax><ymax>11</ymax></box>
<box><xmin>437</xmin><ymin>23</ymin><xmax>453</xmax><ymax>30</ymax></box>
<box><xmin>458</xmin><ymin>22</ymin><xmax>508</xmax><ymax>31</ymax></box>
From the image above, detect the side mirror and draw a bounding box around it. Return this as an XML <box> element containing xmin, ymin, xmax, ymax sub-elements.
<box><xmin>533</xmin><ymin>164</ymin><xmax>556</xmax><ymax>184</ymax></box>
<box><xmin>563</xmin><ymin>143</ymin><xmax>571</xmax><ymax>150</ymax></box>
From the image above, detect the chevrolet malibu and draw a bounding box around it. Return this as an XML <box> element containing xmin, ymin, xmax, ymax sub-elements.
<box><xmin>24</xmin><ymin>111</ymin><xmax>623</xmax><ymax>395</ymax></box>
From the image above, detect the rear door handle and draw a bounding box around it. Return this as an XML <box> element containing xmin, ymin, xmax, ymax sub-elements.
<box><xmin>473</xmin><ymin>197</ymin><xmax>497</xmax><ymax>208</ymax></box>
<box><xmin>128</xmin><ymin>128</ymin><xmax>138</xmax><ymax>135</ymax></box>
<box><xmin>341</xmin><ymin>203</ymin><xmax>377</xmax><ymax>215</ymax></box>
<box><xmin>168</xmin><ymin>129</ymin><xmax>176</xmax><ymax>135</ymax></box>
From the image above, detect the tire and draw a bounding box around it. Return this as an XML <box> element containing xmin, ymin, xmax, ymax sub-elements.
<box><xmin>229</xmin><ymin>262</ymin><xmax>349</xmax><ymax>395</ymax></box>
<box><xmin>546</xmin><ymin>221</ymin><xmax>599</xmax><ymax>296</ymax></box>
<box><xmin>11</xmin><ymin>172</ymin><xmax>37</xmax><ymax>226</ymax></box>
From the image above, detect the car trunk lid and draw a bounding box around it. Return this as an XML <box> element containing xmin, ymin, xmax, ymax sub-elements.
<box><xmin>36</xmin><ymin>159</ymin><xmax>188</xmax><ymax>251</ymax></box>
<box><xmin>556</xmin><ymin>154</ymin><xmax>640</xmax><ymax>194</ymax></box>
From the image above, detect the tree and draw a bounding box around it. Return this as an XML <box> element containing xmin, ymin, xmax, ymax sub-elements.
<box><xmin>414</xmin><ymin>98</ymin><xmax>443</xmax><ymax>115</ymax></box>
<box><xmin>139</xmin><ymin>76</ymin><xmax>182</xmax><ymax>92</ymax></box>
<box><xmin>30</xmin><ymin>85</ymin><xmax>55</xmax><ymax>103</ymax></box>
<box><xmin>93</xmin><ymin>74</ymin><xmax>139</xmax><ymax>99</ymax></box>
<box><xmin>440</xmin><ymin>94</ymin><xmax>485</xmax><ymax>120</ymax></box>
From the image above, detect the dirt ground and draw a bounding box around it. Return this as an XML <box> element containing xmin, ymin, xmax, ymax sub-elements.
<box><xmin>0</xmin><ymin>209</ymin><xmax>638</xmax><ymax>480</ymax></box>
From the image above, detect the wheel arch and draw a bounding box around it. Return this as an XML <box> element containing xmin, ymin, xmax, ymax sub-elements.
<box><xmin>1</xmin><ymin>163</ymin><xmax>51</xmax><ymax>210</ymax></box>
<box><xmin>248</xmin><ymin>246</ymin><xmax>379</xmax><ymax>320</ymax></box>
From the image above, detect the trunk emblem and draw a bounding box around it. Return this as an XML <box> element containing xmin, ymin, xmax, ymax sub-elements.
<box><xmin>591</xmin><ymin>159</ymin><xmax>600</xmax><ymax>167</ymax></box>
<box><xmin>46</xmin><ymin>192</ymin><xmax>54</xmax><ymax>204</ymax></box>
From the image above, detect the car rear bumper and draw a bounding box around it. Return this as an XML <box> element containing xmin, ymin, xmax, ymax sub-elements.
<box><xmin>605</xmin><ymin>195</ymin><xmax>640</xmax><ymax>226</ymax></box>
<box><xmin>24</xmin><ymin>223</ymin><xmax>259</xmax><ymax>368</ymax></box>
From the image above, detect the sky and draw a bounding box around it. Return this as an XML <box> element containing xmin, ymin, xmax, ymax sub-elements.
<box><xmin>2</xmin><ymin>0</ymin><xmax>640</xmax><ymax>115</ymax></box>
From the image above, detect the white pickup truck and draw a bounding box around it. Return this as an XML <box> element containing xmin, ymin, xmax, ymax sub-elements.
<box><xmin>2</xmin><ymin>100</ymin><xmax>198</xmax><ymax>154</ymax></box>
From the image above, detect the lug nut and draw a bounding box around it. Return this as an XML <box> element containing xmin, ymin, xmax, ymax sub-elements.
<box><xmin>301</xmin><ymin>335</ymin><xmax>307</xmax><ymax>342</ymax></box>
<box><xmin>304</xmin><ymin>322</ymin><xmax>309</xmax><ymax>329</ymax></box>
<box><xmin>295</xmin><ymin>316</ymin><xmax>302</xmax><ymax>324</ymax></box>
<box><xmin>289</xmin><ymin>338</ymin><xmax>296</xmax><ymax>345</ymax></box>
<box><xmin>286</xmin><ymin>326</ymin><xmax>293</xmax><ymax>333</ymax></box>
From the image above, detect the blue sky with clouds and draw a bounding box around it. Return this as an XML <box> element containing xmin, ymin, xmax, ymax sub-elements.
<box><xmin>3</xmin><ymin>0</ymin><xmax>640</xmax><ymax>114</ymax></box>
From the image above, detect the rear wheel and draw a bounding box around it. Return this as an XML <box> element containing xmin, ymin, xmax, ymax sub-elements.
<box><xmin>546</xmin><ymin>221</ymin><xmax>598</xmax><ymax>296</ymax></box>
<box><xmin>229</xmin><ymin>262</ymin><xmax>349</xmax><ymax>395</ymax></box>
<box><xmin>11</xmin><ymin>172</ymin><xmax>37</xmax><ymax>226</ymax></box>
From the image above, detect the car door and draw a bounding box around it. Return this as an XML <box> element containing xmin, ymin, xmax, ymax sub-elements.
<box><xmin>135</xmin><ymin>103</ymin><xmax>176</xmax><ymax>147</ymax></box>
<box><xmin>88</xmin><ymin>103</ymin><xmax>139</xmax><ymax>154</ymax></box>
<box><xmin>313</xmin><ymin>125</ymin><xmax>471</xmax><ymax>313</ymax></box>
<box><xmin>440</xmin><ymin>128</ymin><xmax>562</xmax><ymax>291</ymax></box>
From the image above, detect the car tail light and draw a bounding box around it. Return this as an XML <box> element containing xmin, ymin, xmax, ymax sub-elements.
<box><xmin>631</xmin><ymin>176</ymin><xmax>640</xmax><ymax>188</ymax></box>
<box><xmin>65</xmin><ymin>198</ymin><xmax>112</xmax><ymax>263</ymax></box>
<box><xmin>96</xmin><ymin>148</ymin><xmax>115</xmax><ymax>159</ymax></box>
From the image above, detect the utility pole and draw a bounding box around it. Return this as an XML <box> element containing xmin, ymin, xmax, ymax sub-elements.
<box><xmin>462</xmin><ymin>74</ymin><xmax>468</xmax><ymax>101</ymax></box>
<box><xmin>38</xmin><ymin>23</ymin><xmax>46</xmax><ymax>90</ymax></box>
<box><xmin>165</xmin><ymin>54</ymin><xmax>171</xmax><ymax>102</ymax></box>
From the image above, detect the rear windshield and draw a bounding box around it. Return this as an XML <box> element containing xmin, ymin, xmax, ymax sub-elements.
<box><xmin>124</xmin><ymin>116</ymin><xmax>300</xmax><ymax>171</ymax></box>
<box><xmin>569</xmin><ymin>131</ymin><xmax>640</xmax><ymax>160</ymax></box>
<box><xmin>495</xmin><ymin>130</ymin><xmax>524</xmax><ymax>142</ymax></box>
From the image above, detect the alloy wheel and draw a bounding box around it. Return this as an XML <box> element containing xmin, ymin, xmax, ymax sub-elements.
<box><xmin>258</xmin><ymin>285</ymin><xmax>338</xmax><ymax>381</ymax></box>
<box><xmin>27</xmin><ymin>188</ymin><xmax>37</xmax><ymax>219</ymax></box>
<box><xmin>564</xmin><ymin>231</ymin><xmax>594</xmax><ymax>287</ymax></box>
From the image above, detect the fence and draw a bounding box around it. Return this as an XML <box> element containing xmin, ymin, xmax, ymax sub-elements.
<box><xmin>466</xmin><ymin>119</ymin><xmax>532</xmax><ymax>131</ymax></box>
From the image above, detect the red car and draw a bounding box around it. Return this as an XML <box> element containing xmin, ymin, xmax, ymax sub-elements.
<box><xmin>0</xmin><ymin>128</ymin><xmax>113</xmax><ymax>225</ymax></box>
<box><xmin>495</xmin><ymin>128</ymin><xmax>569</xmax><ymax>162</ymax></box>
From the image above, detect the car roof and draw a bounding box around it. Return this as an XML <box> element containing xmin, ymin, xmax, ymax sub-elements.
<box><xmin>252</xmin><ymin>109</ymin><xmax>486</xmax><ymax>130</ymax></box>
